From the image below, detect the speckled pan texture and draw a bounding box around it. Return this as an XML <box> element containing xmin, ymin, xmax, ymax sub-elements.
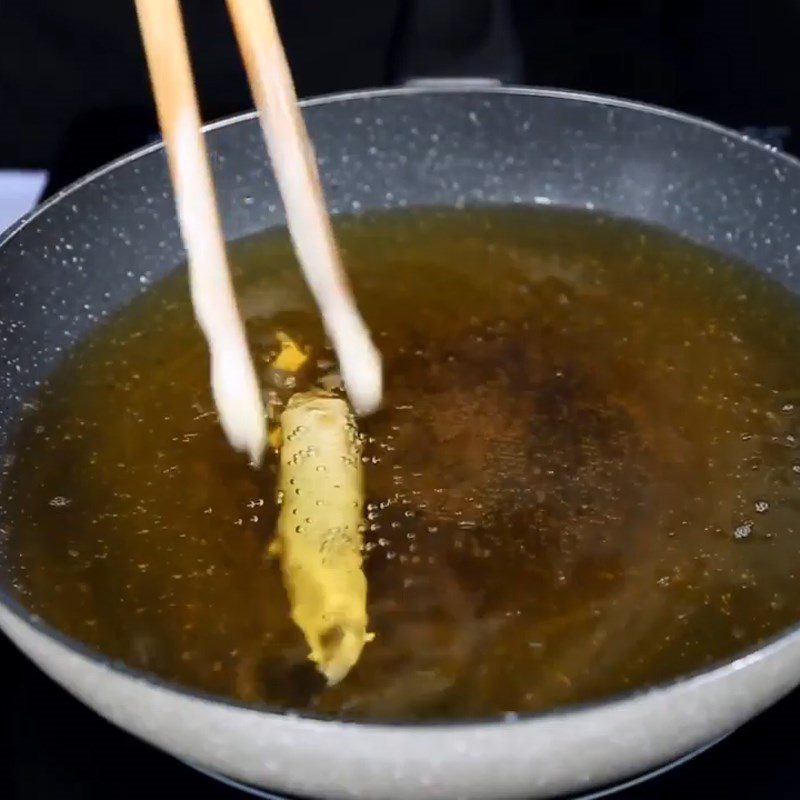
<box><xmin>1</xmin><ymin>87</ymin><xmax>800</xmax><ymax>799</ymax></box>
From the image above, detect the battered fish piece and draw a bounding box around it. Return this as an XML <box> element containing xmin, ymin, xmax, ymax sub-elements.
<box><xmin>272</xmin><ymin>390</ymin><xmax>372</xmax><ymax>684</ymax></box>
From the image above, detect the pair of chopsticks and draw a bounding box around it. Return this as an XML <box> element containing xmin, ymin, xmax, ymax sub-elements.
<box><xmin>135</xmin><ymin>0</ymin><xmax>382</xmax><ymax>466</ymax></box>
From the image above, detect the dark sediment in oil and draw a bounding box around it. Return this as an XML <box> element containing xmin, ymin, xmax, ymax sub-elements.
<box><xmin>3</xmin><ymin>206</ymin><xmax>800</xmax><ymax>720</ymax></box>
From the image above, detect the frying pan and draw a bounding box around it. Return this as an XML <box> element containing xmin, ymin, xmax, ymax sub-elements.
<box><xmin>1</xmin><ymin>86</ymin><xmax>800</xmax><ymax>800</ymax></box>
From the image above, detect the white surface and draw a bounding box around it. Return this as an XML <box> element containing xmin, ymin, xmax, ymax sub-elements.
<box><xmin>0</xmin><ymin>170</ymin><xmax>48</xmax><ymax>233</ymax></box>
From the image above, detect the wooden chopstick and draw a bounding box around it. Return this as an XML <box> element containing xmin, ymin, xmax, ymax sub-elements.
<box><xmin>135</xmin><ymin>0</ymin><xmax>268</xmax><ymax>465</ymax></box>
<box><xmin>225</xmin><ymin>0</ymin><xmax>382</xmax><ymax>416</ymax></box>
<box><xmin>136</xmin><ymin>0</ymin><xmax>381</xmax><ymax>466</ymax></box>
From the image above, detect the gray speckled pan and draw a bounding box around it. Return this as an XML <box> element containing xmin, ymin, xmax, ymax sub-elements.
<box><xmin>1</xmin><ymin>87</ymin><xmax>800</xmax><ymax>799</ymax></box>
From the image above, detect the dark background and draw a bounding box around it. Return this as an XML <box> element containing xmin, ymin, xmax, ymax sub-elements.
<box><xmin>2</xmin><ymin>0</ymin><xmax>800</xmax><ymax>171</ymax></box>
<box><xmin>2</xmin><ymin>0</ymin><xmax>800</xmax><ymax>797</ymax></box>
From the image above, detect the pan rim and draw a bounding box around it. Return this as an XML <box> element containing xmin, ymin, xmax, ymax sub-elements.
<box><xmin>3</xmin><ymin>83</ymin><xmax>799</xmax><ymax>250</ymax></box>
<box><xmin>1</xmin><ymin>84</ymin><xmax>800</xmax><ymax>731</ymax></box>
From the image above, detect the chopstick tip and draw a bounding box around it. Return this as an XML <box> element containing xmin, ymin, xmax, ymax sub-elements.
<box><xmin>211</xmin><ymin>347</ymin><xmax>268</xmax><ymax>467</ymax></box>
<box><xmin>339</xmin><ymin>336</ymin><xmax>383</xmax><ymax>417</ymax></box>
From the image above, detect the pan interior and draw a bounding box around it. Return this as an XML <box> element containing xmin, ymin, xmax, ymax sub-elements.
<box><xmin>4</xmin><ymin>205</ymin><xmax>800</xmax><ymax>721</ymax></box>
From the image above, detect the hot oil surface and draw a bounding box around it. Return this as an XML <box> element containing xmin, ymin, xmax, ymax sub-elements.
<box><xmin>5</xmin><ymin>207</ymin><xmax>800</xmax><ymax>720</ymax></box>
